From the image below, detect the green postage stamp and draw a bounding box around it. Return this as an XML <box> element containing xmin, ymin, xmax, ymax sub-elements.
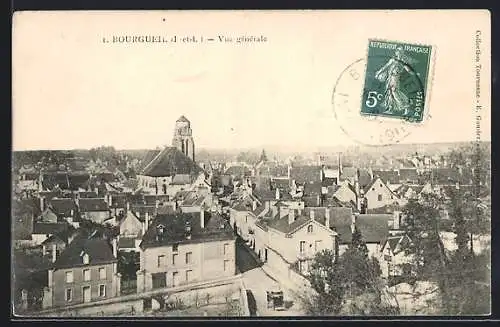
<box><xmin>361</xmin><ymin>39</ymin><xmax>432</xmax><ymax>122</ymax></box>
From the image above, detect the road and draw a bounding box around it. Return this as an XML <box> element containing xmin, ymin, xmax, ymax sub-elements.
<box><xmin>236</xmin><ymin>238</ymin><xmax>305</xmax><ymax>316</ymax></box>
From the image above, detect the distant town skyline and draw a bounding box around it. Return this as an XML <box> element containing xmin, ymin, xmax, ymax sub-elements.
<box><xmin>12</xmin><ymin>11</ymin><xmax>490</xmax><ymax>151</ymax></box>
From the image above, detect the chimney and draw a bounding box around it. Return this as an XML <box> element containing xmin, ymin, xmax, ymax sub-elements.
<box><xmin>310</xmin><ymin>209</ymin><xmax>315</xmax><ymax>221</ymax></box>
<box><xmin>287</xmin><ymin>165</ymin><xmax>291</xmax><ymax>179</ymax></box>
<box><xmin>155</xmin><ymin>199</ymin><xmax>160</xmax><ymax>209</ymax></box>
<box><xmin>70</xmin><ymin>209</ymin><xmax>74</xmax><ymax>217</ymax></box>
<box><xmin>325</xmin><ymin>207</ymin><xmax>330</xmax><ymax>229</ymax></box>
<box><xmin>112</xmin><ymin>238</ymin><xmax>117</xmax><ymax>258</ymax></box>
<box><xmin>288</xmin><ymin>209</ymin><xmax>295</xmax><ymax>225</ymax></box>
<box><xmin>48</xmin><ymin>269</ymin><xmax>53</xmax><ymax>288</ymax></box>
<box><xmin>126</xmin><ymin>201</ymin><xmax>130</xmax><ymax>212</ymax></box>
<box><xmin>51</xmin><ymin>243</ymin><xmax>57</xmax><ymax>263</ymax></box>
<box><xmin>351</xmin><ymin>214</ymin><xmax>356</xmax><ymax>234</ymax></box>
<box><xmin>200</xmin><ymin>210</ymin><xmax>205</xmax><ymax>229</ymax></box>
<box><xmin>393</xmin><ymin>211</ymin><xmax>401</xmax><ymax>230</ymax></box>
<box><xmin>338</xmin><ymin>152</ymin><xmax>343</xmax><ymax>176</ymax></box>
<box><xmin>107</xmin><ymin>194</ymin><xmax>113</xmax><ymax>206</ymax></box>
<box><xmin>142</xmin><ymin>219</ymin><xmax>146</xmax><ymax>236</ymax></box>
<box><xmin>252</xmin><ymin>200</ymin><xmax>257</xmax><ymax>211</ymax></box>
<box><xmin>40</xmin><ymin>196</ymin><xmax>44</xmax><ymax>211</ymax></box>
<box><xmin>145</xmin><ymin>212</ymin><xmax>150</xmax><ymax>230</ymax></box>
<box><xmin>275</xmin><ymin>188</ymin><xmax>280</xmax><ymax>200</ymax></box>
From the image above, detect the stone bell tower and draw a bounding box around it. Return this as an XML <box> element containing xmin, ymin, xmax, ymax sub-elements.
<box><xmin>172</xmin><ymin>115</ymin><xmax>195</xmax><ymax>162</ymax></box>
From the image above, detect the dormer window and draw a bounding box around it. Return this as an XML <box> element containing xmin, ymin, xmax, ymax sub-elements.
<box><xmin>307</xmin><ymin>225</ymin><xmax>313</xmax><ymax>233</ymax></box>
<box><xmin>81</xmin><ymin>251</ymin><xmax>90</xmax><ymax>265</ymax></box>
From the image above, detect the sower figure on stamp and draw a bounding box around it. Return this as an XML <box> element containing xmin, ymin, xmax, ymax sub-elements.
<box><xmin>375</xmin><ymin>47</ymin><xmax>417</xmax><ymax>116</ymax></box>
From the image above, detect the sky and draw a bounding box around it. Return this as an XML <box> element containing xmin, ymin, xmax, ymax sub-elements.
<box><xmin>12</xmin><ymin>10</ymin><xmax>491</xmax><ymax>151</ymax></box>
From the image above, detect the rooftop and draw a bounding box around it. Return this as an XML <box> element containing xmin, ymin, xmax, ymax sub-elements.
<box><xmin>140</xmin><ymin>211</ymin><xmax>234</xmax><ymax>249</ymax></box>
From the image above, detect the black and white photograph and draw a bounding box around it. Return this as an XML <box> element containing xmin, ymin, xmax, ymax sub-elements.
<box><xmin>11</xmin><ymin>10</ymin><xmax>491</xmax><ymax>318</ymax></box>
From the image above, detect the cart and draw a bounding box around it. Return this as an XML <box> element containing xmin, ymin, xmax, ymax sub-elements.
<box><xmin>266</xmin><ymin>288</ymin><xmax>285</xmax><ymax>311</ymax></box>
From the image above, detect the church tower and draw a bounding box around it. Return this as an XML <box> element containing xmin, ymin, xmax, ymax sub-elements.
<box><xmin>172</xmin><ymin>115</ymin><xmax>195</xmax><ymax>162</ymax></box>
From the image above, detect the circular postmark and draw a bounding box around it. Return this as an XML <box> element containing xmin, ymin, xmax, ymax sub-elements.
<box><xmin>332</xmin><ymin>56</ymin><xmax>431</xmax><ymax>147</ymax></box>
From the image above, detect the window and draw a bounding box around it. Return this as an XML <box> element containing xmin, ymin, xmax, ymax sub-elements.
<box><xmin>185</xmin><ymin>252</ymin><xmax>192</xmax><ymax>264</ymax></box>
<box><xmin>99</xmin><ymin>267</ymin><xmax>106</xmax><ymax>280</ymax></box>
<box><xmin>83</xmin><ymin>269</ymin><xmax>91</xmax><ymax>281</ymax></box>
<box><xmin>223</xmin><ymin>243</ymin><xmax>229</xmax><ymax>255</ymax></box>
<box><xmin>98</xmin><ymin>284</ymin><xmax>106</xmax><ymax>297</ymax></box>
<box><xmin>82</xmin><ymin>253</ymin><xmax>89</xmax><ymax>265</ymax></box>
<box><xmin>315</xmin><ymin>240</ymin><xmax>322</xmax><ymax>251</ymax></box>
<box><xmin>378</xmin><ymin>194</ymin><xmax>383</xmax><ymax>201</ymax></box>
<box><xmin>172</xmin><ymin>254</ymin><xmax>178</xmax><ymax>265</ymax></box>
<box><xmin>173</xmin><ymin>243</ymin><xmax>179</xmax><ymax>253</ymax></box>
<box><xmin>380</xmin><ymin>184</ymin><xmax>383</xmax><ymax>187</ymax></box>
<box><xmin>65</xmin><ymin>288</ymin><xmax>72</xmax><ymax>302</ymax></box>
<box><xmin>65</xmin><ymin>271</ymin><xmax>73</xmax><ymax>283</ymax></box>
<box><xmin>299</xmin><ymin>241</ymin><xmax>306</xmax><ymax>254</ymax></box>
<box><xmin>186</xmin><ymin>270</ymin><xmax>193</xmax><ymax>282</ymax></box>
<box><xmin>172</xmin><ymin>272</ymin><xmax>179</xmax><ymax>287</ymax></box>
<box><xmin>245</xmin><ymin>216</ymin><xmax>248</xmax><ymax>223</ymax></box>
<box><xmin>223</xmin><ymin>260</ymin><xmax>230</xmax><ymax>272</ymax></box>
<box><xmin>157</xmin><ymin>255</ymin><xmax>165</xmax><ymax>268</ymax></box>
<box><xmin>307</xmin><ymin>225</ymin><xmax>313</xmax><ymax>233</ymax></box>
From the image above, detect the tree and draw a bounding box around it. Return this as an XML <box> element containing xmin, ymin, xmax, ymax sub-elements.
<box><xmin>302</xmin><ymin>249</ymin><xmax>346</xmax><ymax>315</ymax></box>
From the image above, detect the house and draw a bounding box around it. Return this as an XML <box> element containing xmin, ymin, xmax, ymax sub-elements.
<box><xmin>379</xmin><ymin>234</ymin><xmax>414</xmax><ymax>281</ymax></box>
<box><xmin>42</xmin><ymin>232</ymin><xmax>120</xmax><ymax>309</ymax></box>
<box><xmin>77</xmin><ymin>198</ymin><xmax>110</xmax><ymax>223</ymax></box>
<box><xmin>398</xmin><ymin>168</ymin><xmax>419</xmax><ymax>184</ymax></box>
<box><xmin>48</xmin><ymin>198</ymin><xmax>77</xmax><ymax>221</ymax></box>
<box><xmin>229</xmin><ymin>194</ymin><xmax>262</xmax><ymax>242</ymax></box>
<box><xmin>362</xmin><ymin>176</ymin><xmax>400</xmax><ymax>210</ymax></box>
<box><xmin>355</xmin><ymin>214</ymin><xmax>393</xmax><ymax>258</ymax></box>
<box><xmin>372</xmin><ymin>170</ymin><xmax>400</xmax><ymax>185</ymax></box>
<box><xmin>331</xmin><ymin>180</ymin><xmax>357</xmax><ymax>205</ymax></box>
<box><xmin>259</xmin><ymin>207</ymin><xmax>338</xmax><ymax>276</ymax></box>
<box><xmin>31</xmin><ymin>222</ymin><xmax>71</xmax><ymax>245</ymax></box>
<box><xmin>136</xmin><ymin>211</ymin><xmax>236</xmax><ymax>292</ymax></box>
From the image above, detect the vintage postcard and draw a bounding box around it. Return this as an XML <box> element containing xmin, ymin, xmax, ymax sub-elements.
<box><xmin>11</xmin><ymin>10</ymin><xmax>491</xmax><ymax>318</ymax></box>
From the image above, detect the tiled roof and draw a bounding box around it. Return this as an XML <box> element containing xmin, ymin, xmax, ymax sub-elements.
<box><xmin>290</xmin><ymin>166</ymin><xmax>322</xmax><ymax>183</ymax></box>
<box><xmin>399</xmin><ymin>168</ymin><xmax>419</xmax><ymax>182</ymax></box>
<box><xmin>78</xmin><ymin>198</ymin><xmax>109</xmax><ymax>212</ymax></box>
<box><xmin>340</xmin><ymin>167</ymin><xmax>357</xmax><ymax>180</ymax></box>
<box><xmin>225</xmin><ymin>165</ymin><xmax>252</xmax><ymax>177</ymax></box>
<box><xmin>373</xmin><ymin>170</ymin><xmax>400</xmax><ymax>185</ymax></box>
<box><xmin>355</xmin><ymin>214</ymin><xmax>392</xmax><ymax>244</ymax></box>
<box><xmin>118</xmin><ymin>237</ymin><xmax>136</xmax><ymax>249</ymax></box>
<box><xmin>138</xmin><ymin>150</ymin><xmax>161</xmax><ymax>172</ymax></box>
<box><xmin>303</xmin><ymin>181</ymin><xmax>323</xmax><ymax>195</ymax></box>
<box><xmin>140</xmin><ymin>211</ymin><xmax>234</xmax><ymax>249</ymax></box>
<box><xmin>78</xmin><ymin>191</ymin><xmax>98</xmax><ymax>198</ymax></box>
<box><xmin>49</xmin><ymin>198</ymin><xmax>76</xmax><ymax>216</ymax></box>
<box><xmin>253</xmin><ymin>189</ymin><xmax>277</xmax><ymax>201</ymax></box>
<box><xmin>42</xmin><ymin>172</ymin><xmax>70</xmax><ymax>191</ymax></box>
<box><xmin>32</xmin><ymin>222</ymin><xmax>70</xmax><ymax>235</ymax></box>
<box><xmin>141</xmin><ymin>147</ymin><xmax>202</xmax><ymax>178</ymax></box>
<box><xmin>130</xmin><ymin>204</ymin><xmax>157</xmax><ymax>220</ymax></box>
<box><xmin>252</xmin><ymin>204</ymin><xmax>267</xmax><ymax>216</ymax></box>
<box><xmin>358</xmin><ymin>169</ymin><xmax>373</xmax><ymax>190</ymax></box>
<box><xmin>431</xmin><ymin>168</ymin><xmax>461</xmax><ymax>185</ymax></box>
<box><xmin>322</xmin><ymin>177</ymin><xmax>336</xmax><ymax>187</ymax></box>
<box><xmin>143</xmin><ymin>194</ymin><xmax>169</xmax><ymax>206</ymax></box>
<box><xmin>305</xmin><ymin>207</ymin><xmax>353</xmax><ymax>243</ymax></box>
<box><xmin>266</xmin><ymin>212</ymin><xmax>311</xmax><ymax>234</ymax></box>
<box><xmin>157</xmin><ymin>204</ymin><xmax>176</xmax><ymax>215</ymax></box>
<box><xmin>303</xmin><ymin>195</ymin><xmax>321</xmax><ymax>207</ymax></box>
<box><xmin>53</xmin><ymin>232</ymin><xmax>116</xmax><ymax>270</ymax></box>
<box><xmin>68</xmin><ymin>173</ymin><xmax>91</xmax><ymax>190</ymax></box>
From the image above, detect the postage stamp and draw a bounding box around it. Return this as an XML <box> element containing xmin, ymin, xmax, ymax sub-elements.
<box><xmin>360</xmin><ymin>39</ymin><xmax>433</xmax><ymax>123</ymax></box>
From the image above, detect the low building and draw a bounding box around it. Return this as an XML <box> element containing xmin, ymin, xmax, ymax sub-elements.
<box><xmin>77</xmin><ymin>198</ymin><xmax>110</xmax><ymax>223</ymax></box>
<box><xmin>136</xmin><ymin>211</ymin><xmax>236</xmax><ymax>293</ymax></box>
<box><xmin>42</xmin><ymin>232</ymin><xmax>120</xmax><ymax>309</ymax></box>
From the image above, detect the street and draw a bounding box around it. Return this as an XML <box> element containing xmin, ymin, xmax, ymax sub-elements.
<box><xmin>236</xmin><ymin>238</ymin><xmax>305</xmax><ymax>316</ymax></box>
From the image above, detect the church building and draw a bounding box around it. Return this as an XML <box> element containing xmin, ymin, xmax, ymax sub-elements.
<box><xmin>136</xmin><ymin>116</ymin><xmax>207</xmax><ymax>197</ymax></box>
